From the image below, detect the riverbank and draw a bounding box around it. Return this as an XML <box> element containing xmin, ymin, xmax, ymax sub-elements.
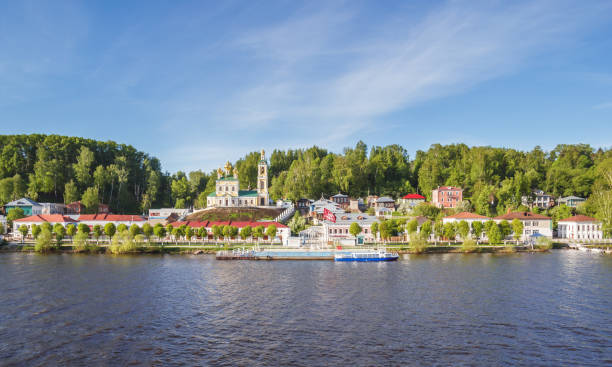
<box><xmin>0</xmin><ymin>241</ymin><xmax>594</xmax><ymax>255</ymax></box>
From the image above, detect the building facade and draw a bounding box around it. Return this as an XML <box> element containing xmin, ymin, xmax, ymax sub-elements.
<box><xmin>4</xmin><ymin>198</ymin><xmax>44</xmax><ymax>216</ymax></box>
<box><xmin>207</xmin><ymin>150</ymin><xmax>270</xmax><ymax>207</ymax></box>
<box><xmin>522</xmin><ymin>190</ymin><xmax>555</xmax><ymax>209</ymax></box>
<box><xmin>494</xmin><ymin>211</ymin><xmax>553</xmax><ymax>240</ymax></box>
<box><xmin>557</xmin><ymin>196</ymin><xmax>586</xmax><ymax>208</ymax></box>
<box><xmin>321</xmin><ymin>213</ymin><xmax>379</xmax><ymax>243</ymax></box>
<box><xmin>432</xmin><ymin>187</ymin><xmax>463</xmax><ymax>208</ymax></box>
<box><xmin>398</xmin><ymin>194</ymin><xmax>426</xmax><ymax>210</ymax></box>
<box><xmin>331</xmin><ymin>193</ymin><xmax>350</xmax><ymax>210</ymax></box>
<box><xmin>557</xmin><ymin>215</ymin><xmax>602</xmax><ymax>240</ymax></box>
<box><xmin>13</xmin><ymin>214</ymin><xmax>78</xmax><ymax>233</ymax></box>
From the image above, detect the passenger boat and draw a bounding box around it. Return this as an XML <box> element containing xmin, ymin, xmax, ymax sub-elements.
<box><xmin>334</xmin><ymin>250</ymin><xmax>399</xmax><ymax>262</ymax></box>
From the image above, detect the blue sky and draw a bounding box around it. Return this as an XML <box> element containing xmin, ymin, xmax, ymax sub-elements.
<box><xmin>1</xmin><ymin>0</ymin><xmax>611</xmax><ymax>173</ymax></box>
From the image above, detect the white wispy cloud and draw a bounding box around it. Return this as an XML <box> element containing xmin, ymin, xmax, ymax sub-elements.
<box><xmin>160</xmin><ymin>0</ymin><xmax>610</xmax><ymax>160</ymax></box>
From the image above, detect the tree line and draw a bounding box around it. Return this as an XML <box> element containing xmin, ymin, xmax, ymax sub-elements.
<box><xmin>1</xmin><ymin>135</ymin><xmax>611</xmax><ymax>231</ymax></box>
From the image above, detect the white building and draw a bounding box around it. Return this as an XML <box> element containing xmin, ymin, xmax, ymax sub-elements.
<box><xmin>522</xmin><ymin>190</ymin><xmax>555</xmax><ymax>209</ymax></box>
<box><xmin>13</xmin><ymin>214</ymin><xmax>78</xmax><ymax>233</ymax></box>
<box><xmin>494</xmin><ymin>211</ymin><xmax>553</xmax><ymax>240</ymax></box>
<box><xmin>148</xmin><ymin>208</ymin><xmax>192</xmax><ymax>220</ymax></box>
<box><xmin>398</xmin><ymin>194</ymin><xmax>426</xmax><ymax>210</ymax></box>
<box><xmin>557</xmin><ymin>215</ymin><xmax>603</xmax><ymax>240</ymax></box>
<box><xmin>322</xmin><ymin>213</ymin><xmax>379</xmax><ymax>244</ymax></box>
<box><xmin>207</xmin><ymin>150</ymin><xmax>270</xmax><ymax>207</ymax></box>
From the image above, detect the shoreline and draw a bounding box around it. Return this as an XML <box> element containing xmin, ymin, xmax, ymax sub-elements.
<box><xmin>1</xmin><ymin>242</ymin><xmax>601</xmax><ymax>256</ymax></box>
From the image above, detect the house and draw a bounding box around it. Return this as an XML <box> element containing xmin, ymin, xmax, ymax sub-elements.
<box><xmin>398</xmin><ymin>194</ymin><xmax>426</xmax><ymax>210</ymax></box>
<box><xmin>331</xmin><ymin>193</ymin><xmax>350</xmax><ymax>210</ymax></box>
<box><xmin>557</xmin><ymin>215</ymin><xmax>602</xmax><ymax>240</ymax></box>
<box><xmin>366</xmin><ymin>195</ymin><xmax>379</xmax><ymax>208</ymax></box>
<box><xmin>557</xmin><ymin>196</ymin><xmax>586</xmax><ymax>208</ymax></box>
<box><xmin>493</xmin><ymin>211</ymin><xmax>553</xmax><ymax>240</ymax></box>
<box><xmin>348</xmin><ymin>198</ymin><xmax>365</xmax><ymax>213</ymax></box>
<box><xmin>76</xmin><ymin>214</ymin><xmax>146</xmax><ymax>228</ymax></box>
<box><xmin>4</xmin><ymin>198</ymin><xmax>44</xmax><ymax>216</ymax></box>
<box><xmin>309</xmin><ymin>198</ymin><xmax>345</xmax><ymax>222</ymax></box>
<box><xmin>12</xmin><ymin>214</ymin><xmax>78</xmax><ymax>234</ymax></box>
<box><xmin>522</xmin><ymin>190</ymin><xmax>555</xmax><ymax>209</ymax></box>
<box><xmin>375</xmin><ymin>207</ymin><xmax>393</xmax><ymax>217</ymax></box>
<box><xmin>66</xmin><ymin>201</ymin><xmax>110</xmax><ymax>215</ymax></box>
<box><xmin>296</xmin><ymin>198</ymin><xmax>313</xmax><ymax>211</ymax></box>
<box><xmin>41</xmin><ymin>203</ymin><xmax>66</xmax><ymax>215</ymax></box>
<box><xmin>321</xmin><ymin>213</ymin><xmax>379</xmax><ymax>243</ymax></box>
<box><xmin>207</xmin><ymin>150</ymin><xmax>270</xmax><ymax>207</ymax></box>
<box><xmin>0</xmin><ymin>215</ymin><xmax>7</xmax><ymax>233</ymax></box>
<box><xmin>431</xmin><ymin>187</ymin><xmax>463</xmax><ymax>208</ymax></box>
<box><xmin>148</xmin><ymin>208</ymin><xmax>192</xmax><ymax>221</ymax></box>
<box><xmin>375</xmin><ymin>196</ymin><xmax>395</xmax><ymax>209</ymax></box>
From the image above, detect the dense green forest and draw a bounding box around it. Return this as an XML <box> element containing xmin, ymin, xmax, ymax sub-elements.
<box><xmin>1</xmin><ymin>135</ymin><xmax>611</xmax><ymax>229</ymax></box>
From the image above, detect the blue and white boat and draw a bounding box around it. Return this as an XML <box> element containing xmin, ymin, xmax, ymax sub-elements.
<box><xmin>334</xmin><ymin>250</ymin><xmax>399</xmax><ymax>262</ymax></box>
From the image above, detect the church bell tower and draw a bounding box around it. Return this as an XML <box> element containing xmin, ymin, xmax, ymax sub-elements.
<box><xmin>257</xmin><ymin>149</ymin><xmax>269</xmax><ymax>206</ymax></box>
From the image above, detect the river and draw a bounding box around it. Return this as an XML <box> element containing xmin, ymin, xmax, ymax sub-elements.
<box><xmin>0</xmin><ymin>251</ymin><xmax>610</xmax><ymax>366</ymax></box>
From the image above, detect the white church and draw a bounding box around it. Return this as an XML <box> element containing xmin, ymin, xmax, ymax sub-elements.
<box><xmin>206</xmin><ymin>150</ymin><xmax>270</xmax><ymax>207</ymax></box>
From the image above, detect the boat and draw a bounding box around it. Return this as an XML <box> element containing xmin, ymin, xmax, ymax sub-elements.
<box><xmin>334</xmin><ymin>250</ymin><xmax>399</xmax><ymax>262</ymax></box>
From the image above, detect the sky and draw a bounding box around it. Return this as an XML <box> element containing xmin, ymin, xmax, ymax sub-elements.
<box><xmin>1</xmin><ymin>0</ymin><xmax>612</xmax><ymax>173</ymax></box>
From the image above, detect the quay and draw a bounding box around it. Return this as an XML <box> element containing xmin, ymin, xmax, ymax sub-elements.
<box><xmin>216</xmin><ymin>248</ymin><xmax>352</xmax><ymax>260</ymax></box>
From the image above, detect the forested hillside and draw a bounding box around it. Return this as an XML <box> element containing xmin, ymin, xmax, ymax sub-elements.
<box><xmin>0</xmin><ymin>135</ymin><xmax>167</xmax><ymax>213</ymax></box>
<box><xmin>1</xmin><ymin>135</ymin><xmax>611</xmax><ymax>224</ymax></box>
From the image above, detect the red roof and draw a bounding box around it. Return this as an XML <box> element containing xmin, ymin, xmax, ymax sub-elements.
<box><xmin>402</xmin><ymin>194</ymin><xmax>426</xmax><ymax>200</ymax></box>
<box><xmin>14</xmin><ymin>214</ymin><xmax>78</xmax><ymax>223</ymax></box>
<box><xmin>494</xmin><ymin>212</ymin><xmax>551</xmax><ymax>220</ymax></box>
<box><xmin>559</xmin><ymin>215</ymin><xmax>599</xmax><ymax>223</ymax></box>
<box><xmin>77</xmin><ymin>214</ymin><xmax>145</xmax><ymax>222</ymax></box>
<box><xmin>445</xmin><ymin>212</ymin><xmax>490</xmax><ymax>220</ymax></box>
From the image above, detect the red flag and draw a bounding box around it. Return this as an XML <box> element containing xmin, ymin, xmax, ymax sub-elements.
<box><xmin>323</xmin><ymin>208</ymin><xmax>336</xmax><ymax>223</ymax></box>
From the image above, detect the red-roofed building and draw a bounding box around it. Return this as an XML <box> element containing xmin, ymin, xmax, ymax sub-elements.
<box><xmin>77</xmin><ymin>214</ymin><xmax>146</xmax><ymax>228</ymax></box>
<box><xmin>13</xmin><ymin>214</ymin><xmax>78</xmax><ymax>233</ymax></box>
<box><xmin>432</xmin><ymin>187</ymin><xmax>463</xmax><ymax>208</ymax></box>
<box><xmin>399</xmin><ymin>194</ymin><xmax>426</xmax><ymax>210</ymax></box>
<box><xmin>557</xmin><ymin>215</ymin><xmax>602</xmax><ymax>240</ymax></box>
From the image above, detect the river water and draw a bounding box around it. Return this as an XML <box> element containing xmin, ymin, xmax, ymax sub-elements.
<box><xmin>0</xmin><ymin>251</ymin><xmax>610</xmax><ymax>366</ymax></box>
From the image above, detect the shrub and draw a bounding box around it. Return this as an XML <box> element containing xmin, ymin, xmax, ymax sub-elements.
<box><xmin>34</xmin><ymin>229</ymin><xmax>54</xmax><ymax>253</ymax></box>
<box><xmin>72</xmin><ymin>232</ymin><xmax>89</xmax><ymax>252</ymax></box>
<box><xmin>461</xmin><ymin>238</ymin><xmax>477</xmax><ymax>253</ymax></box>
<box><xmin>409</xmin><ymin>234</ymin><xmax>428</xmax><ymax>254</ymax></box>
<box><xmin>108</xmin><ymin>232</ymin><xmax>138</xmax><ymax>254</ymax></box>
<box><xmin>536</xmin><ymin>237</ymin><xmax>553</xmax><ymax>250</ymax></box>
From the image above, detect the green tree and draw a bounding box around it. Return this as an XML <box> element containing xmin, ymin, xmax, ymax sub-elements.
<box><xmin>370</xmin><ymin>222</ymin><xmax>379</xmax><ymax>241</ymax></box>
<box><xmin>253</xmin><ymin>225</ymin><xmax>265</xmax><ymax>242</ymax></box>
<box><xmin>66</xmin><ymin>224</ymin><xmax>77</xmax><ymax>242</ymax></box>
<box><xmin>434</xmin><ymin>221</ymin><xmax>444</xmax><ymax>242</ymax></box>
<box><xmin>499</xmin><ymin>220</ymin><xmax>512</xmax><ymax>239</ymax></box>
<box><xmin>64</xmin><ymin>180</ymin><xmax>79</xmax><ymax>204</ymax></box>
<box><xmin>240</xmin><ymin>225</ymin><xmax>252</xmax><ymax>240</ymax></box>
<box><xmin>77</xmin><ymin>223</ymin><xmax>90</xmax><ymax>235</ymax></box>
<box><xmin>92</xmin><ymin>224</ymin><xmax>102</xmax><ymax>244</ymax></box>
<box><xmin>266</xmin><ymin>225</ymin><xmax>277</xmax><ymax>240</ymax></box>
<box><xmin>104</xmin><ymin>223</ymin><xmax>116</xmax><ymax>241</ymax></box>
<box><xmin>212</xmin><ymin>225</ymin><xmax>223</xmax><ymax>240</ymax></box>
<box><xmin>18</xmin><ymin>224</ymin><xmax>28</xmax><ymax>243</ymax></box>
<box><xmin>420</xmin><ymin>220</ymin><xmax>432</xmax><ymax>240</ymax></box>
<box><xmin>406</xmin><ymin>219</ymin><xmax>418</xmax><ymax>235</ymax></box>
<box><xmin>511</xmin><ymin>219</ymin><xmax>524</xmax><ymax>242</ymax></box>
<box><xmin>31</xmin><ymin>223</ymin><xmax>41</xmax><ymax>239</ymax></box>
<box><xmin>154</xmin><ymin>224</ymin><xmax>167</xmax><ymax>243</ymax></box>
<box><xmin>34</xmin><ymin>229</ymin><xmax>53</xmax><ymax>253</ymax></box>
<box><xmin>198</xmin><ymin>226</ymin><xmax>208</xmax><ymax>240</ymax></box>
<box><xmin>457</xmin><ymin>220</ymin><xmax>470</xmax><ymax>240</ymax></box>
<box><xmin>288</xmin><ymin>214</ymin><xmax>306</xmax><ymax>235</ymax></box>
<box><xmin>41</xmin><ymin>222</ymin><xmax>52</xmax><ymax>233</ymax></box>
<box><xmin>172</xmin><ymin>227</ymin><xmax>184</xmax><ymax>243</ymax></box>
<box><xmin>53</xmin><ymin>224</ymin><xmax>66</xmax><ymax>246</ymax></box>
<box><xmin>443</xmin><ymin>222</ymin><xmax>456</xmax><ymax>241</ymax></box>
<box><xmin>142</xmin><ymin>223</ymin><xmax>153</xmax><ymax>242</ymax></box>
<box><xmin>81</xmin><ymin>186</ymin><xmax>100</xmax><ymax>214</ymax></box>
<box><xmin>471</xmin><ymin>221</ymin><xmax>483</xmax><ymax>241</ymax></box>
<box><xmin>486</xmin><ymin>223</ymin><xmax>502</xmax><ymax>244</ymax></box>
<box><xmin>129</xmin><ymin>224</ymin><xmax>141</xmax><ymax>238</ymax></box>
<box><xmin>73</xmin><ymin>146</ymin><xmax>95</xmax><ymax>188</ymax></box>
<box><xmin>349</xmin><ymin>222</ymin><xmax>362</xmax><ymax>237</ymax></box>
<box><xmin>117</xmin><ymin>223</ymin><xmax>128</xmax><ymax>233</ymax></box>
<box><xmin>185</xmin><ymin>226</ymin><xmax>194</xmax><ymax>242</ymax></box>
<box><xmin>6</xmin><ymin>207</ymin><xmax>25</xmax><ymax>227</ymax></box>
